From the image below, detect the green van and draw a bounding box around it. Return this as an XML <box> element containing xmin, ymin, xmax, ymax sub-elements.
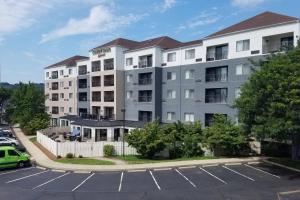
<box><xmin>0</xmin><ymin>146</ymin><xmax>30</xmax><ymax>168</ymax></box>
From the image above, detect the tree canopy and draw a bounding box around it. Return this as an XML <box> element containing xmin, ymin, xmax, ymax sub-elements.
<box><xmin>235</xmin><ymin>43</ymin><xmax>300</xmax><ymax>159</ymax></box>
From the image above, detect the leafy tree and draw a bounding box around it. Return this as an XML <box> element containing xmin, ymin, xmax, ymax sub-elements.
<box><xmin>126</xmin><ymin>120</ymin><xmax>167</xmax><ymax>158</ymax></box>
<box><xmin>23</xmin><ymin>113</ymin><xmax>50</xmax><ymax>135</ymax></box>
<box><xmin>0</xmin><ymin>87</ymin><xmax>11</xmax><ymax>124</ymax></box>
<box><xmin>235</xmin><ymin>43</ymin><xmax>300</xmax><ymax>160</ymax></box>
<box><xmin>203</xmin><ymin>115</ymin><xmax>247</xmax><ymax>156</ymax></box>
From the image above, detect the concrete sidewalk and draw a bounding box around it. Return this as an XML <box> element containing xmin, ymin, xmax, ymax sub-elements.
<box><xmin>13</xmin><ymin>127</ymin><xmax>261</xmax><ymax>172</ymax></box>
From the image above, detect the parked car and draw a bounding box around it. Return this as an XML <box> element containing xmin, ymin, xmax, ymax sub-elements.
<box><xmin>0</xmin><ymin>131</ymin><xmax>15</xmax><ymax>139</ymax></box>
<box><xmin>0</xmin><ymin>137</ymin><xmax>19</xmax><ymax>146</ymax></box>
<box><xmin>0</xmin><ymin>146</ymin><xmax>30</xmax><ymax>168</ymax></box>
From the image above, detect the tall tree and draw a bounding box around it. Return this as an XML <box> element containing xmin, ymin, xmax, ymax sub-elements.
<box><xmin>0</xmin><ymin>87</ymin><xmax>11</xmax><ymax>124</ymax></box>
<box><xmin>235</xmin><ymin>43</ymin><xmax>300</xmax><ymax>160</ymax></box>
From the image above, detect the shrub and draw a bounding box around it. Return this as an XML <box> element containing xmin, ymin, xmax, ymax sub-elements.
<box><xmin>57</xmin><ymin>155</ymin><xmax>62</xmax><ymax>159</ymax></box>
<box><xmin>66</xmin><ymin>153</ymin><xmax>74</xmax><ymax>159</ymax></box>
<box><xmin>78</xmin><ymin>155</ymin><xmax>83</xmax><ymax>158</ymax></box>
<box><xmin>103</xmin><ymin>145</ymin><xmax>115</xmax><ymax>157</ymax></box>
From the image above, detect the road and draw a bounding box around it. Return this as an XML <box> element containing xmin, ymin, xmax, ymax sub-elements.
<box><xmin>0</xmin><ymin>162</ymin><xmax>300</xmax><ymax>200</ymax></box>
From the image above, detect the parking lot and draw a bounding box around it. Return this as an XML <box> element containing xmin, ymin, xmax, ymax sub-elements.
<box><xmin>0</xmin><ymin>162</ymin><xmax>300</xmax><ymax>200</ymax></box>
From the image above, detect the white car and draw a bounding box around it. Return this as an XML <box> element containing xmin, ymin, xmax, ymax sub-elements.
<box><xmin>0</xmin><ymin>137</ymin><xmax>19</xmax><ymax>146</ymax></box>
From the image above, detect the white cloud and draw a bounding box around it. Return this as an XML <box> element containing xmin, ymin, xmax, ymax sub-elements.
<box><xmin>176</xmin><ymin>10</ymin><xmax>221</xmax><ymax>33</ymax></box>
<box><xmin>155</xmin><ymin>0</ymin><xmax>177</xmax><ymax>13</ymax></box>
<box><xmin>40</xmin><ymin>5</ymin><xmax>143</xmax><ymax>43</ymax></box>
<box><xmin>231</xmin><ymin>0</ymin><xmax>266</xmax><ymax>7</ymax></box>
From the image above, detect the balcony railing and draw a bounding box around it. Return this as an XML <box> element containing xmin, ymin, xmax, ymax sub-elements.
<box><xmin>138</xmin><ymin>60</ymin><xmax>152</xmax><ymax>68</ymax></box>
<box><xmin>79</xmin><ymin>96</ymin><xmax>87</xmax><ymax>101</ymax></box>
<box><xmin>104</xmin><ymin>96</ymin><xmax>114</xmax><ymax>102</ymax></box>
<box><xmin>138</xmin><ymin>78</ymin><xmax>152</xmax><ymax>85</ymax></box>
<box><xmin>138</xmin><ymin>96</ymin><xmax>152</xmax><ymax>102</ymax></box>
<box><xmin>104</xmin><ymin>63</ymin><xmax>114</xmax><ymax>70</ymax></box>
<box><xmin>104</xmin><ymin>80</ymin><xmax>114</xmax><ymax>86</ymax></box>
<box><xmin>78</xmin><ymin>70</ymin><xmax>87</xmax><ymax>75</ymax></box>
<box><xmin>78</xmin><ymin>83</ymin><xmax>87</xmax><ymax>88</ymax></box>
<box><xmin>205</xmin><ymin>95</ymin><xmax>227</xmax><ymax>103</ymax></box>
<box><xmin>262</xmin><ymin>43</ymin><xmax>294</xmax><ymax>54</ymax></box>
<box><xmin>51</xmin><ymin>75</ymin><xmax>58</xmax><ymax>79</ymax></box>
<box><xmin>92</xmin><ymin>81</ymin><xmax>101</xmax><ymax>87</ymax></box>
<box><xmin>205</xmin><ymin>74</ymin><xmax>227</xmax><ymax>82</ymax></box>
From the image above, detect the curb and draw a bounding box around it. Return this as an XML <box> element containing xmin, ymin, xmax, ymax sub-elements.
<box><xmin>262</xmin><ymin>159</ymin><xmax>300</xmax><ymax>173</ymax></box>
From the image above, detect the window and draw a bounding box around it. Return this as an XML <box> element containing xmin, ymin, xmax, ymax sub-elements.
<box><xmin>236</xmin><ymin>39</ymin><xmax>250</xmax><ymax>52</ymax></box>
<box><xmin>68</xmin><ymin>69</ymin><xmax>72</xmax><ymax>75</ymax></box>
<box><xmin>235</xmin><ymin>88</ymin><xmax>241</xmax><ymax>98</ymax></box>
<box><xmin>60</xmin><ymin>93</ymin><xmax>64</xmax><ymax>99</ymax></box>
<box><xmin>69</xmin><ymin>81</ymin><xmax>72</xmax><ymax>87</ymax></box>
<box><xmin>184</xmin><ymin>113</ymin><xmax>195</xmax><ymax>122</ymax></box>
<box><xmin>51</xmin><ymin>71</ymin><xmax>58</xmax><ymax>79</ymax></box>
<box><xmin>92</xmin><ymin>61</ymin><xmax>101</xmax><ymax>72</ymax></box>
<box><xmin>185</xmin><ymin>49</ymin><xmax>195</xmax><ymax>60</ymax></box>
<box><xmin>205</xmin><ymin>88</ymin><xmax>228</xmax><ymax>103</ymax></box>
<box><xmin>46</xmin><ymin>72</ymin><xmax>49</xmax><ymax>77</ymax></box>
<box><xmin>83</xmin><ymin>128</ymin><xmax>92</xmax><ymax>139</ymax></box>
<box><xmin>207</xmin><ymin>44</ymin><xmax>228</xmax><ymax>61</ymax></box>
<box><xmin>60</xmin><ymin>70</ymin><xmax>64</xmax><ymax>75</ymax></box>
<box><xmin>8</xmin><ymin>150</ymin><xmax>18</xmax><ymax>156</ymax></box>
<box><xmin>167</xmin><ymin>72</ymin><xmax>176</xmax><ymax>80</ymax></box>
<box><xmin>236</xmin><ymin>64</ymin><xmax>250</xmax><ymax>75</ymax></box>
<box><xmin>126</xmin><ymin>74</ymin><xmax>133</xmax><ymax>83</ymax></box>
<box><xmin>167</xmin><ymin>52</ymin><xmax>176</xmax><ymax>62</ymax></box>
<box><xmin>185</xmin><ymin>89</ymin><xmax>194</xmax><ymax>99</ymax></box>
<box><xmin>69</xmin><ymin>107</ymin><xmax>72</xmax><ymax>113</ymax></box>
<box><xmin>78</xmin><ymin>92</ymin><xmax>87</xmax><ymax>101</ymax></box>
<box><xmin>51</xmin><ymin>82</ymin><xmax>59</xmax><ymax>90</ymax></box>
<box><xmin>167</xmin><ymin>90</ymin><xmax>176</xmax><ymax>99</ymax></box>
<box><xmin>138</xmin><ymin>90</ymin><xmax>152</xmax><ymax>102</ymax></box>
<box><xmin>51</xmin><ymin>93</ymin><xmax>59</xmax><ymax>101</ymax></box>
<box><xmin>104</xmin><ymin>58</ymin><xmax>114</xmax><ymax>70</ymax></box>
<box><xmin>138</xmin><ymin>55</ymin><xmax>152</xmax><ymax>68</ymax></box>
<box><xmin>69</xmin><ymin>93</ymin><xmax>73</xmax><ymax>99</ymax></box>
<box><xmin>185</xmin><ymin>69</ymin><xmax>194</xmax><ymax>79</ymax></box>
<box><xmin>126</xmin><ymin>91</ymin><xmax>133</xmax><ymax>99</ymax></box>
<box><xmin>206</xmin><ymin>66</ymin><xmax>228</xmax><ymax>82</ymax></box>
<box><xmin>0</xmin><ymin>150</ymin><xmax>5</xmax><ymax>158</ymax></box>
<box><xmin>60</xmin><ymin>107</ymin><xmax>64</xmax><ymax>113</ymax></box>
<box><xmin>78</xmin><ymin>65</ymin><xmax>87</xmax><ymax>75</ymax></box>
<box><xmin>92</xmin><ymin>76</ymin><xmax>101</xmax><ymax>87</ymax></box>
<box><xmin>167</xmin><ymin>112</ymin><xmax>175</xmax><ymax>121</ymax></box>
<box><xmin>126</xmin><ymin>58</ymin><xmax>133</xmax><ymax>66</ymax></box>
<box><xmin>52</xmin><ymin>107</ymin><xmax>59</xmax><ymax>114</ymax></box>
<box><xmin>92</xmin><ymin>91</ymin><xmax>101</xmax><ymax>102</ymax></box>
<box><xmin>103</xmin><ymin>74</ymin><xmax>114</xmax><ymax>86</ymax></box>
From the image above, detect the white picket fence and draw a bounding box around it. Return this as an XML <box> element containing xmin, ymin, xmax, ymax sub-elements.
<box><xmin>37</xmin><ymin>131</ymin><xmax>138</xmax><ymax>157</ymax></box>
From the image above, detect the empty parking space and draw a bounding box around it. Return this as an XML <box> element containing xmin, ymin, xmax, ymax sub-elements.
<box><xmin>0</xmin><ymin>167</ymin><xmax>43</xmax><ymax>183</ymax></box>
<box><xmin>76</xmin><ymin>172</ymin><xmax>121</xmax><ymax>192</ymax></box>
<box><xmin>36</xmin><ymin>172</ymin><xmax>90</xmax><ymax>192</ymax></box>
<box><xmin>152</xmin><ymin>169</ymin><xmax>195</xmax><ymax>190</ymax></box>
<box><xmin>8</xmin><ymin>171</ymin><xmax>63</xmax><ymax>189</ymax></box>
<box><xmin>202</xmin><ymin>165</ymin><xmax>256</xmax><ymax>185</ymax></box>
<box><xmin>121</xmin><ymin>171</ymin><xmax>158</xmax><ymax>192</ymax></box>
<box><xmin>179</xmin><ymin>167</ymin><xmax>226</xmax><ymax>188</ymax></box>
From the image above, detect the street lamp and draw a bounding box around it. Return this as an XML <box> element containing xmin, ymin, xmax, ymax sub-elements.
<box><xmin>121</xmin><ymin>108</ymin><xmax>126</xmax><ymax>157</ymax></box>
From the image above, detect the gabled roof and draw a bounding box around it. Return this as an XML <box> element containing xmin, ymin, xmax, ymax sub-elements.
<box><xmin>91</xmin><ymin>38</ymin><xmax>140</xmax><ymax>50</ymax></box>
<box><xmin>206</xmin><ymin>11</ymin><xmax>299</xmax><ymax>39</ymax></box>
<box><xmin>128</xmin><ymin>36</ymin><xmax>183</xmax><ymax>51</ymax></box>
<box><xmin>45</xmin><ymin>55</ymin><xmax>88</xmax><ymax>69</ymax></box>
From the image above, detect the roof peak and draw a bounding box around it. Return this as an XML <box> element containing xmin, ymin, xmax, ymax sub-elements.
<box><xmin>45</xmin><ymin>55</ymin><xmax>88</xmax><ymax>69</ymax></box>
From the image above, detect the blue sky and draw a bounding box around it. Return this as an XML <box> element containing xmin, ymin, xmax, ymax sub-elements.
<box><xmin>0</xmin><ymin>0</ymin><xmax>299</xmax><ymax>83</ymax></box>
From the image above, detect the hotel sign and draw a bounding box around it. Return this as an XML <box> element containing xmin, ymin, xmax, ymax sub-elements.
<box><xmin>92</xmin><ymin>47</ymin><xmax>111</xmax><ymax>58</ymax></box>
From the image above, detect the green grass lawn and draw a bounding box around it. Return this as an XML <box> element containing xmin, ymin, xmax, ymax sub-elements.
<box><xmin>56</xmin><ymin>158</ymin><xmax>115</xmax><ymax>165</ymax></box>
<box><xmin>115</xmin><ymin>155</ymin><xmax>217</xmax><ymax>164</ymax></box>
<box><xmin>268</xmin><ymin>157</ymin><xmax>300</xmax><ymax>170</ymax></box>
<box><xmin>29</xmin><ymin>136</ymin><xmax>37</xmax><ymax>142</ymax></box>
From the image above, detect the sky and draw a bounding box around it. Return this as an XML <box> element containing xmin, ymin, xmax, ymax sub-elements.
<box><xmin>0</xmin><ymin>0</ymin><xmax>299</xmax><ymax>83</ymax></box>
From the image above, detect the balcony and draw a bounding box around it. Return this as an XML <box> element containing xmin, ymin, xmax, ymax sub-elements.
<box><xmin>205</xmin><ymin>88</ymin><xmax>227</xmax><ymax>103</ymax></box>
<box><xmin>104</xmin><ymin>107</ymin><xmax>114</xmax><ymax>120</ymax></box>
<box><xmin>206</xmin><ymin>44</ymin><xmax>228</xmax><ymax>61</ymax></box>
<box><xmin>51</xmin><ymin>71</ymin><xmax>58</xmax><ymax>79</ymax></box>
<box><xmin>52</xmin><ymin>107</ymin><xmax>59</xmax><ymax>114</ymax></box>
<box><xmin>92</xmin><ymin>92</ymin><xmax>101</xmax><ymax>102</ymax></box>
<box><xmin>104</xmin><ymin>91</ymin><xmax>114</xmax><ymax>102</ymax></box>
<box><xmin>104</xmin><ymin>59</ymin><xmax>114</xmax><ymax>70</ymax></box>
<box><xmin>138</xmin><ymin>72</ymin><xmax>152</xmax><ymax>85</ymax></box>
<box><xmin>138</xmin><ymin>90</ymin><xmax>152</xmax><ymax>102</ymax></box>
<box><xmin>205</xmin><ymin>66</ymin><xmax>228</xmax><ymax>82</ymax></box>
<box><xmin>262</xmin><ymin>33</ymin><xmax>294</xmax><ymax>54</ymax></box>
<box><xmin>138</xmin><ymin>55</ymin><xmax>152</xmax><ymax>68</ymax></box>
<box><xmin>104</xmin><ymin>75</ymin><xmax>114</xmax><ymax>86</ymax></box>
<box><xmin>51</xmin><ymin>82</ymin><xmax>59</xmax><ymax>90</ymax></box>
<box><xmin>92</xmin><ymin>76</ymin><xmax>101</xmax><ymax>87</ymax></box>
<box><xmin>78</xmin><ymin>79</ymin><xmax>87</xmax><ymax>89</ymax></box>
<box><xmin>91</xmin><ymin>61</ymin><xmax>101</xmax><ymax>72</ymax></box>
<box><xmin>51</xmin><ymin>94</ymin><xmax>59</xmax><ymax>101</ymax></box>
<box><xmin>78</xmin><ymin>65</ymin><xmax>87</xmax><ymax>75</ymax></box>
<box><xmin>78</xmin><ymin>92</ymin><xmax>88</xmax><ymax>102</ymax></box>
<box><xmin>138</xmin><ymin>111</ymin><xmax>152</xmax><ymax>122</ymax></box>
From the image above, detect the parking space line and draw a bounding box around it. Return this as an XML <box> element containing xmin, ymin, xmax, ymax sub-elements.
<box><xmin>0</xmin><ymin>167</ymin><xmax>34</xmax><ymax>176</ymax></box>
<box><xmin>244</xmin><ymin>164</ymin><xmax>280</xmax><ymax>179</ymax></box>
<box><xmin>32</xmin><ymin>172</ymin><xmax>70</xmax><ymax>190</ymax></box>
<box><xmin>199</xmin><ymin>167</ymin><xmax>227</xmax><ymax>184</ymax></box>
<box><xmin>175</xmin><ymin>169</ymin><xmax>196</xmax><ymax>188</ymax></box>
<box><xmin>222</xmin><ymin>166</ymin><xmax>255</xmax><ymax>181</ymax></box>
<box><xmin>6</xmin><ymin>170</ymin><xmax>49</xmax><ymax>183</ymax></box>
<box><xmin>153</xmin><ymin>168</ymin><xmax>172</xmax><ymax>171</ymax></box>
<box><xmin>118</xmin><ymin>172</ymin><xmax>124</xmax><ymax>192</ymax></box>
<box><xmin>71</xmin><ymin>173</ymin><xmax>95</xmax><ymax>192</ymax></box>
<box><xmin>149</xmin><ymin>171</ymin><xmax>161</xmax><ymax>190</ymax></box>
<box><xmin>178</xmin><ymin>166</ymin><xmax>196</xmax><ymax>169</ymax></box>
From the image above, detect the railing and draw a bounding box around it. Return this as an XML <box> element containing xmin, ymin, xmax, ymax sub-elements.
<box><xmin>205</xmin><ymin>74</ymin><xmax>227</xmax><ymax>82</ymax></box>
<box><xmin>79</xmin><ymin>97</ymin><xmax>87</xmax><ymax>101</ymax></box>
<box><xmin>51</xmin><ymin>75</ymin><xmax>58</xmax><ymax>79</ymax></box>
<box><xmin>104</xmin><ymin>80</ymin><xmax>114</xmax><ymax>86</ymax></box>
<box><xmin>138</xmin><ymin>60</ymin><xmax>152</xmax><ymax>68</ymax></box>
<box><xmin>78</xmin><ymin>70</ymin><xmax>87</xmax><ymax>75</ymax></box>
<box><xmin>78</xmin><ymin>83</ymin><xmax>87</xmax><ymax>88</ymax></box>
<box><xmin>104</xmin><ymin>63</ymin><xmax>114</xmax><ymax>70</ymax></box>
<box><xmin>51</xmin><ymin>109</ymin><xmax>59</xmax><ymax>114</ymax></box>
<box><xmin>104</xmin><ymin>96</ymin><xmax>114</xmax><ymax>102</ymax></box>
<box><xmin>92</xmin><ymin>81</ymin><xmax>101</xmax><ymax>87</ymax></box>
<box><xmin>262</xmin><ymin>43</ymin><xmax>294</xmax><ymax>54</ymax></box>
<box><xmin>138</xmin><ymin>78</ymin><xmax>152</xmax><ymax>85</ymax></box>
<box><xmin>205</xmin><ymin>95</ymin><xmax>227</xmax><ymax>103</ymax></box>
<box><xmin>138</xmin><ymin>96</ymin><xmax>152</xmax><ymax>102</ymax></box>
<box><xmin>91</xmin><ymin>66</ymin><xmax>101</xmax><ymax>72</ymax></box>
